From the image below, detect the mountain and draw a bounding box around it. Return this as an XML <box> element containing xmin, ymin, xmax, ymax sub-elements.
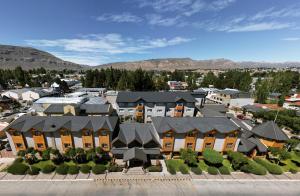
<box><xmin>97</xmin><ymin>58</ymin><xmax>241</xmax><ymax>71</ymax></box>
<box><xmin>0</xmin><ymin>45</ymin><xmax>85</xmax><ymax>70</ymax></box>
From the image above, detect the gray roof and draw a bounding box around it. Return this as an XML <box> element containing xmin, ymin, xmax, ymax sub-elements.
<box><xmin>4</xmin><ymin>115</ymin><xmax>118</xmax><ymax>133</ymax></box>
<box><xmin>116</xmin><ymin>91</ymin><xmax>196</xmax><ymax>103</ymax></box>
<box><xmin>203</xmin><ymin>104</ymin><xmax>228</xmax><ymax>113</ymax></box>
<box><xmin>242</xmin><ymin>104</ymin><xmax>269</xmax><ymax>113</ymax></box>
<box><xmin>230</xmin><ymin>118</ymin><xmax>253</xmax><ymax>132</ymax></box>
<box><xmin>112</xmin><ymin>123</ymin><xmax>160</xmax><ymax>146</ymax></box>
<box><xmin>238</xmin><ymin>138</ymin><xmax>257</xmax><ymax>152</ymax></box>
<box><xmin>151</xmin><ymin>117</ymin><xmax>239</xmax><ymax>134</ymax></box>
<box><xmin>84</xmin><ymin>97</ymin><xmax>107</xmax><ymax>105</ymax></box>
<box><xmin>251</xmin><ymin>121</ymin><xmax>289</xmax><ymax>141</ymax></box>
<box><xmin>199</xmin><ymin>107</ymin><xmax>225</xmax><ymax>117</ymax></box>
<box><xmin>123</xmin><ymin>147</ymin><xmax>147</xmax><ymax>162</ymax></box>
<box><xmin>44</xmin><ymin>104</ymin><xmax>66</xmax><ymax>114</ymax></box>
<box><xmin>80</xmin><ymin>104</ymin><xmax>110</xmax><ymax>114</ymax></box>
<box><xmin>111</xmin><ymin>147</ymin><xmax>160</xmax><ymax>155</ymax></box>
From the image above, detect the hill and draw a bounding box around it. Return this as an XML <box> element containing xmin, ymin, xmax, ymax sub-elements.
<box><xmin>0</xmin><ymin>45</ymin><xmax>85</xmax><ymax>70</ymax></box>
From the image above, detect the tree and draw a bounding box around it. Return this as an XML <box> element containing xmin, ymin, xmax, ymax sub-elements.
<box><xmin>201</xmin><ymin>71</ymin><xmax>217</xmax><ymax>87</ymax></box>
<box><xmin>255</xmin><ymin>79</ymin><xmax>269</xmax><ymax>104</ymax></box>
<box><xmin>203</xmin><ymin>149</ymin><xmax>223</xmax><ymax>166</ymax></box>
<box><xmin>179</xmin><ymin>148</ymin><xmax>197</xmax><ymax>166</ymax></box>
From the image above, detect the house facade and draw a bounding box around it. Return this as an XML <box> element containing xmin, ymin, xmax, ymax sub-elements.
<box><xmin>116</xmin><ymin>91</ymin><xmax>196</xmax><ymax>123</ymax></box>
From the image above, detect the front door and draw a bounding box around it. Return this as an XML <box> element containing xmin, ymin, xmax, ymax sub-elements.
<box><xmin>129</xmin><ymin>159</ymin><xmax>144</xmax><ymax>167</ymax></box>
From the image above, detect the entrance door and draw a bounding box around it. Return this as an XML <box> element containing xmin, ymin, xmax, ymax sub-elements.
<box><xmin>129</xmin><ymin>159</ymin><xmax>144</xmax><ymax>167</ymax></box>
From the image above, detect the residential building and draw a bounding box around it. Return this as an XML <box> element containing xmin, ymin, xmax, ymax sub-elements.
<box><xmin>21</xmin><ymin>88</ymin><xmax>59</xmax><ymax>102</ymax></box>
<box><xmin>76</xmin><ymin>88</ymin><xmax>107</xmax><ymax>97</ymax></box>
<box><xmin>116</xmin><ymin>91</ymin><xmax>196</xmax><ymax>123</ymax></box>
<box><xmin>167</xmin><ymin>81</ymin><xmax>188</xmax><ymax>90</ymax></box>
<box><xmin>284</xmin><ymin>93</ymin><xmax>300</xmax><ymax>111</ymax></box>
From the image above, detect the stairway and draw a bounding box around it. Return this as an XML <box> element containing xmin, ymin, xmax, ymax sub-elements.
<box><xmin>124</xmin><ymin>167</ymin><xmax>147</xmax><ymax>175</ymax></box>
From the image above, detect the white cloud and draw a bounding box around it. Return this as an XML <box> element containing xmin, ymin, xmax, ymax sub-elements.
<box><xmin>25</xmin><ymin>34</ymin><xmax>192</xmax><ymax>65</ymax></box>
<box><xmin>251</xmin><ymin>5</ymin><xmax>300</xmax><ymax>21</ymax></box>
<box><xmin>226</xmin><ymin>22</ymin><xmax>293</xmax><ymax>32</ymax></box>
<box><xmin>282</xmin><ymin>37</ymin><xmax>300</xmax><ymax>41</ymax></box>
<box><xmin>96</xmin><ymin>12</ymin><xmax>143</xmax><ymax>23</ymax></box>
<box><xmin>146</xmin><ymin>14</ymin><xmax>182</xmax><ymax>26</ymax></box>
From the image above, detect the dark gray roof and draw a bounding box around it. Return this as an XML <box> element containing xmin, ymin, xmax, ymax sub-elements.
<box><xmin>151</xmin><ymin>117</ymin><xmax>239</xmax><ymax>134</ymax></box>
<box><xmin>123</xmin><ymin>147</ymin><xmax>147</xmax><ymax>162</ymax></box>
<box><xmin>112</xmin><ymin>123</ymin><xmax>160</xmax><ymax>146</ymax></box>
<box><xmin>238</xmin><ymin>138</ymin><xmax>256</xmax><ymax>153</ymax></box>
<box><xmin>116</xmin><ymin>91</ymin><xmax>196</xmax><ymax>103</ymax></box>
<box><xmin>242</xmin><ymin>104</ymin><xmax>269</xmax><ymax>113</ymax></box>
<box><xmin>44</xmin><ymin>104</ymin><xmax>65</xmax><ymax>114</ymax></box>
<box><xmin>111</xmin><ymin>147</ymin><xmax>160</xmax><ymax>155</ymax></box>
<box><xmin>4</xmin><ymin>115</ymin><xmax>118</xmax><ymax>133</ymax></box>
<box><xmin>251</xmin><ymin>121</ymin><xmax>289</xmax><ymax>141</ymax></box>
<box><xmin>230</xmin><ymin>118</ymin><xmax>253</xmax><ymax>131</ymax></box>
<box><xmin>199</xmin><ymin>107</ymin><xmax>225</xmax><ymax>117</ymax></box>
<box><xmin>80</xmin><ymin>104</ymin><xmax>110</xmax><ymax>114</ymax></box>
<box><xmin>203</xmin><ymin>104</ymin><xmax>228</xmax><ymax>113</ymax></box>
<box><xmin>248</xmin><ymin>137</ymin><xmax>268</xmax><ymax>152</ymax></box>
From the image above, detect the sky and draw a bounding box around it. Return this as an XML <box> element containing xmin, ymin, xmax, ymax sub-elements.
<box><xmin>1</xmin><ymin>0</ymin><xmax>300</xmax><ymax>65</ymax></box>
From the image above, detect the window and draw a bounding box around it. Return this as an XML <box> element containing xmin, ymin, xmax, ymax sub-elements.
<box><xmin>13</xmin><ymin>131</ymin><xmax>21</xmax><ymax>136</ymax></box>
<box><xmin>204</xmin><ymin>143</ymin><xmax>213</xmax><ymax>148</ymax></box>
<box><xmin>146</xmin><ymin>115</ymin><xmax>152</xmax><ymax>118</ymax></box>
<box><xmin>177</xmin><ymin>103</ymin><xmax>183</xmax><ymax>106</ymax></box>
<box><xmin>101</xmin><ymin>143</ymin><xmax>108</xmax><ymax>148</ymax></box>
<box><xmin>206</xmin><ymin>133</ymin><xmax>214</xmax><ymax>138</ymax></box>
<box><xmin>227</xmin><ymin>133</ymin><xmax>236</xmax><ymax>138</ymax></box>
<box><xmin>187</xmin><ymin>131</ymin><xmax>195</xmax><ymax>137</ymax></box>
<box><xmin>176</xmin><ymin>110</ymin><xmax>182</xmax><ymax>113</ymax></box>
<box><xmin>164</xmin><ymin>142</ymin><xmax>172</xmax><ymax>148</ymax></box>
<box><xmin>187</xmin><ymin>143</ymin><xmax>193</xmax><ymax>149</ymax></box>
<box><xmin>164</xmin><ymin>133</ymin><xmax>172</xmax><ymax>138</ymax></box>
<box><xmin>147</xmin><ymin>109</ymin><xmax>152</xmax><ymax>112</ymax></box>
<box><xmin>226</xmin><ymin>143</ymin><xmax>234</xmax><ymax>149</ymax></box>
<box><xmin>138</xmin><ymin>110</ymin><xmax>143</xmax><ymax>113</ymax></box>
<box><xmin>62</xmin><ymin>130</ymin><xmax>70</xmax><ymax>136</ymax></box>
<box><xmin>33</xmin><ymin>131</ymin><xmax>42</xmax><ymax>136</ymax></box>
<box><xmin>119</xmin><ymin>109</ymin><xmax>124</xmax><ymax>112</ymax></box>
<box><xmin>186</xmin><ymin>108</ymin><xmax>191</xmax><ymax>112</ymax></box>
<box><xmin>37</xmin><ymin>143</ymin><xmax>44</xmax><ymax>148</ymax></box>
<box><xmin>157</xmin><ymin>109</ymin><xmax>163</xmax><ymax>112</ymax></box>
<box><xmin>84</xmin><ymin>143</ymin><xmax>92</xmax><ymax>148</ymax></box>
<box><xmin>128</xmin><ymin>109</ymin><xmax>133</xmax><ymax>112</ymax></box>
<box><xmin>83</xmin><ymin>130</ymin><xmax>91</xmax><ymax>136</ymax></box>
<box><xmin>16</xmin><ymin>143</ymin><xmax>23</xmax><ymax>148</ymax></box>
<box><xmin>64</xmin><ymin>143</ymin><xmax>71</xmax><ymax>148</ymax></box>
<box><xmin>100</xmin><ymin>131</ymin><xmax>107</xmax><ymax>136</ymax></box>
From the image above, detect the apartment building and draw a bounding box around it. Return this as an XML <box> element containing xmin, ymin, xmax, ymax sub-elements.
<box><xmin>5</xmin><ymin>115</ymin><xmax>118</xmax><ymax>155</ymax></box>
<box><xmin>116</xmin><ymin>91</ymin><xmax>196</xmax><ymax>123</ymax></box>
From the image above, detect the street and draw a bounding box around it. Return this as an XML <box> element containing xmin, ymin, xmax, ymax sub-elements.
<box><xmin>0</xmin><ymin>180</ymin><xmax>299</xmax><ymax>196</ymax></box>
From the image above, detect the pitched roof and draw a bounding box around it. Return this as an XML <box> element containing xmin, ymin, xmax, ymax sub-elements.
<box><xmin>151</xmin><ymin>117</ymin><xmax>239</xmax><ymax>134</ymax></box>
<box><xmin>80</xmin><ymin>104</ymin><xmax>111</xmax><ymax>114</ymax></box>
<box><xmin>44</xmin><ymin>104</ymin><xmax>65</xmax><ymax>114</ymax></box>
<box><xmin>250</xmin><ymin>121</ymin><xmax>289</xmax><ymax>141</ymax></box>
<box><xmin>116</xmin><ymin>91</ymin><xmax>196</xmax><ymax>103</ymax></box>
<box><xmin>4</xmin><ymin>115</ymin><xmax>118</xmax><ymax>133</ymax></box>
<box><xmin>123</xmin><ymin>147</ymin><xmax>147</xmax><ymax>162</ymax></box>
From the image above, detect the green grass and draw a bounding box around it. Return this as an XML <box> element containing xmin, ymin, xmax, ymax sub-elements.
<box><xmin>165</xmin><ymin>159</ymin><xmax>189</xmax><ymax>171</ymax></box>
<box><xmin>222</xmin><ymin>159</ymin><xmax>234</xmax><ymax>172</ymax></box>
<box><xmin>198</xmin><ymin>160</ymin><xmax>208</xmax><ymax>171</ymax></box>
<box><xmin>31</xmin><ymin>160</ymin><xmax>54</xmax><ymax>170</ymax></box>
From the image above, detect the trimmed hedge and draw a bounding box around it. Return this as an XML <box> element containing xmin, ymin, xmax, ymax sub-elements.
<box><xmin>92</xmin><ymin>164</ymin><xmax>106</xmax><ymax>174</ymax></box>
<box><xmin>41</xmin><ymin>164</ymin><xmax>56</xmax><ymax>174</ymax></box>
<box><xmin>191</xmin><ymin>167</ymin><xmax>202</xmax><ymax>175</ymax></box>
<box><xmin>147</xmin><ymin>165</ymin><xmax>162</xmax><ymax>172</ymax></box>
<box><xmin>167</xmin><ymin>164</ymin><xmax>176</xmax><ymax>175</ymax></box>
<box><xmin>26</xmin><ymin>166</ymin><xmax>40</xmax><ymax>175</ymax></box>
<box><xmin>80</xmin><ymin>165</ymin><xmax>91</xmax><ymax>174</ymax></box>
<box><xmin>218</xmin><ymin>166</ymin><xmax>230</xmax><ymax>175</ymax></box>
<box><xmin>227</xmin><ymin>151</ymin><xmax>248</xmax><ymax>170</ymax></box>
<box><xmin>241</xmin><ymin>161</ymin><xmax>267</xmax><ymax>175</ymax></box>
<box><xmin>289</xmin><ymin>168</ymin><xmax>298</xmax><ymax>174</ymax></box>
<box><xmin>108</xmin><ymin>164</ymin><xmax>123</xmax><ymax>172</ymax></box>
<box><xmin>7</xmin><ymin>163</ymin><xmax>29</xmax><ymax>175</ymax></box>
<box><xmin>55</xmin><ymin>164</ymin><xmax>69</xmax><ymax>175</ymax></box>
<box><xmin>207</xmin><ymin>166</ymin><xmax>219</xmax><ymax>175</ymax></box>
<box><xmin>13</xmin><ymin>157</ymin><xmax>23</xmax><ymax>164</ymax></box>
<box><xmin>203</xmin><ymin>149</ymin><xmax>224</xmax><ymax>166</ymax></box>
<box><xmin>179</xmin><ymin>165</ymin><xmax>189</xmax><ymax>174</ymax></box>
<box><xmin>254</xmin><ymin>158</ymin><xmax>283</xmax><ymax>175</ymax></box>
<box><xmin>68</xmin><ymin>165</ymin><xmax>80</xmax><ymax>175</ymax></box>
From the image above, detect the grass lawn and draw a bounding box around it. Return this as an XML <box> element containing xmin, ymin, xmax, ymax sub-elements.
<box><xmin>165</xmin><ymin>159</ymin><xmax>189</xmax><ymax>171</ymax></box>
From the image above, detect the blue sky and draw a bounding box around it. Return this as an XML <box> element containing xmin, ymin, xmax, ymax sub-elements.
<box><xmin>1</xmin><ymin>0</ymin><xmax>300</xmax><ymax>65</ymax></box>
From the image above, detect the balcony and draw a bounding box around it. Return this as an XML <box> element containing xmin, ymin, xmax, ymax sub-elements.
<box><xmin>136</xmin><ymin>104</ymin><xmax>144</xmax><ymax>110</ymax></box>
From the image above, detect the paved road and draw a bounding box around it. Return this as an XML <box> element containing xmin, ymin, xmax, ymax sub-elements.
<box><xmin>0</xmin><ymin>180</ymin><xmax>299</xmax><ymax>196</ymax></box>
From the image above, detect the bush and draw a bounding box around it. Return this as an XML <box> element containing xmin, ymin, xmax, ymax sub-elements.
<box><xmin>42</xmin><ymin>149</ymin><xmax>51</xmax><ymax>160</ymax></box>
<box><xmin>227</xmin><ymin>151</ymin><xmax>248</xmax><ymax>170</ymax></box>
<box><xmin>108</xmin><ymin>164</ymin><xmax>123</xmax><ymax>172</ymax></box>
<box><xmin>179</xmin><ymin>165</ymin><xmax>189</xmax><ymax>174</ymax></box>
<box><xmin>254</xmin><ymin>158</ymin><xmax>283</xmax><ymax>175</ymax></box>
<box><xmin>147</xmin><ymin>165</ymin><xmax>162</xmax><ymax>172</ymax></box>
<box><xmin>7</xmin><ymin>163</ymin><xmax>29</xmax><ymax>175</ymax></box>
<box><xmin>191</xmin><ymin>167</ymin><xmax>202</xmax><ymax>175</ymax></box>
<box><xmin>179</xmin><ymin>148</ymin><xmax>197</xmax><ymax>166</ymax></box>
<box><xmin>241</xmin><ymin>161</ymin><xmax>267</xmax><ymax>175</ymax></box>
<box><xmin>26</xmin><ymin>166</ymin><xmax>40</xmax><ymax>175</ymax></box>
<box><xmin>68</xmin><ymin>165</ymin><xmax>80</xmax><ymax>175</ymax></box>
<box><xmin>218</xmin><ymin>166</ymin><xmax>230</xmax><ymax>175</ymax></box>
<box><xmin>17</xmin><ymin>150</ymin><xmax>26</xmax><ymax>157</ymax></box>
<box><xmin>203</xmin><ymin>149</ymin><xmax>223</xmax><ymax>166</ymax></box>
<box><xmin>55</xmin><ymin>164</ymin><xmax>69</xmax><ymax>175</ymax></box>
<box><xmin>207</xmin><ymin>166</ymin><xmax>218</xmax><ymax>175</ymax></box>
<box><xmin>92</xmin><ymin>164</ymin><xmax>106</xmax><ymax>174</ymax></box>
<box><xmin>13</xmin><ymin>157</ymin><xmax>23</xmax><ymax>164</ymax></box>
<box><xmin>80</xmin><ymin>165</ymin><xmax>91</xmax><ymax>174</ymax></box>
<box><xmin>167</xmin><ymin>164</ymin><xmax>176</xmax><ymax>175</ymax></box>
<box><xmin>41</xmin><ymin>164</ymin><xmax>56</xmax><ymax>174</ymax></box>
<box><xmin>289</xmin><ymin>168</ymin><xmax>298</xmax><ymax>174</ymax></box>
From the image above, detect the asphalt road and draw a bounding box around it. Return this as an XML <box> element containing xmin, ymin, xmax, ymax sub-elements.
<box><xmin>0</xmin><ymin>180</ymin><xmax>299</xmax><ymax>196</ymax></box>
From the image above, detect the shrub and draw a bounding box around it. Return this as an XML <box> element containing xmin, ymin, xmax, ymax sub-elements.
<box><xmin>179</xmin><ymin>148</ymin><xmax>197</xmax><ymax>166</ymax></box>
<box><xmin>203</xmin><ymin>149</ymin><xmax>223</xmax><ymax>166</ymax></box>
<box><xmin>92</xmin><ymin>164</ymin><xmax>106</xmax><ymax>174</ymax></box>
<box><xmin>191</xmin><ymin>167</ymin><xmax>202</xmax><ymax>175</ymax></box>
<box><xmin>24</xmin><ymin>153</ymin><xmax>38</xmax><ymax>165</ymax></box>
<box><xmin>17</xmin><ymin>150</ymin><xmax>26</xmax><ymax>157</ymax></box>
<box><xmin>289</xmin><ymin>168</ymin><xmax>298</xmax><ymax>174</ymax></box>
<box><xmin>254</xmin><ymin>158</ymin><xmax>283</xmax><ymax>175</ymax></box>
<box><xmin>68</xmin><ymin>165</ymin><xmax>80</xmax><ymax>175</ymax></box>
<box><xmin>218</xmin><ymin>166</ymin><xmax>230</xmax><ymax>175</ymax></box>
<box><xmin>41</xmin><ymin>164</ymin><xmax>56</xmax><ymax>174</ymax></box>
<box><xmin>227</xmin><ymin>151</ymin><xmax>248</xmax><ymax>170</ymax></box>
<box><xmin>207</xmin><ymin>166</ymin><xmax>218</xmax><ymax>175</ymax></box>
<box><xmin>167</xmin><ymin>164</ymin><xmax>176</xmax><ymax>175</ymax></box>
<box><xmin>80</xmin><ymin>165</ymin><xmax>91</xmax><ymax>174</ymax></box>
<box><xmin>26</xmin><ymin>166</ymin><xmax>40</xmax><ymax>175</ymax></box>
<box><xmin>55</xmin><ymin>164</ymin><xmax>69</xmax><ymax>175</ymax></box>
<box><xmin>13</xmin><ymin>157</ymin><xmax>23</xmax><ymax>164</ymax></box>
<box><xmin>7</xmin><ymin>163</ymin><xmax>29</xmax><ymax>175</ymax></box>
<box><xmin>108</xmin><ymin>164</ymin><xmax>123</xmax><ymax>172</ymax></box>
<box><xmin>241</xmin><ymin>161</ymin><xmax>267</xmax><ymax>175</ymax></box>
<box><xmin>179</xmin><ymin>165</ymin><xmax>189</xmax><ymax>174</ymax></box>
<box><xmin>42</xmin><ymin>149</ymin><xmax>51</xmax><ymax>160</ymax></box>
<box><xmin>147</xmin><ymin>165</ymin><xmax>162</xmax><ymax>172</ymax></box>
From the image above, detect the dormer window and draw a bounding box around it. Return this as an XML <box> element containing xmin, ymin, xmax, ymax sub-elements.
<box><xmin>227</xmin><ymin>133</ymin><xmax>236</xmax><ymax>138</ymax></box>
<box><xmin>206</xmin><ymin>133</ymin><xmax>214</xmax><ymax>138</ymax></box>
<box><xmin>83</xmin><ymin>130</ymin><xmax>91</xmax><ymax>136</ymax></box>
<box><xmin>33</xmin><ymin>131</ymin><xmax>42</xmax><ymax>136</ymax></box>
<box><xmin>13</xmin><ymin>131</ymin><xmax>21</xmax><ymax>136</ymax></box>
